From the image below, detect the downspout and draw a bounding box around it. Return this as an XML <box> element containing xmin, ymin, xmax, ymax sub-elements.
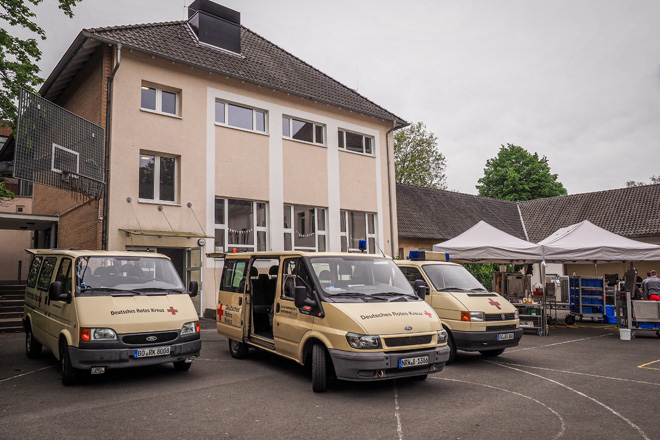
<box><xmin>102</xmin><ymin>43</ymin><xmax>121</xmax><ymax>250</ymax></box>
<box><xmin>386</xmin><ymin>120</ymin><xmax>401</xmax><ymax>257</ymax></box>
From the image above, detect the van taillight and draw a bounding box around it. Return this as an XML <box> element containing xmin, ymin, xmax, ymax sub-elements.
<box><xmin>80</xmin><ymin>328</ymin><xmax>91</xmax><ymax>341</ymax></box>
<box><xmin>461</xmin><ymin>311</ymin><xmax>471</xmax><ymax>322</ymax></box>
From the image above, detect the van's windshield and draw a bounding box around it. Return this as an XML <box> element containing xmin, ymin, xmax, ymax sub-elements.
<box><xmin>422</xmin><ymin>264</ymin><xmax>487</xmax><ymax>292</ymax></box>
<box><xmin>76</xmin><ymin>256</ymin><xmax>186</xmax><ymax>296</ymax></box>
<box><xmin>308</xmin><ymin>256</ymin><xmax>417</xmax><ymax>301</ymax></box>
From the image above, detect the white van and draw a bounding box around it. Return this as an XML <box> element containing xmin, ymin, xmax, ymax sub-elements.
<box><xmin>23</xmin><ymin>250</ymin><xmax>201</xmax><ymax>385</ymax></box>
<box><xmin>216</xmin><ymin>251</ymin><xmax>450</xmax><ymax>392</ymax></box>
<box><xmin>396</xmin><ymin>252</ymin><xmax>522</xmax><ymax>362</ymax></box>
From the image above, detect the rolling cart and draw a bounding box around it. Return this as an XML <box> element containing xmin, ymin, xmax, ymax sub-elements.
<box><xmin>565</xmin><ymin>276</ymin><xmax>605</xmax><ymax>325</ymax></box>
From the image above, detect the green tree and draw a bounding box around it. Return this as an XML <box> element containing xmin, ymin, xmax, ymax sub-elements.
<box><xmin>394</xmin><ymin>122</ymin><xmax>447</xmax><ymax>189</ymax></box>
<box><xmin>1</xmin><ymin>0</ymin><xmax>80</xmax><ymax>128</ymax></box>
<box><xmin>626</xmin><ymin>175</ymin><xmax>660</xmax><ymax>187</ymax></box>
<box><xmin>462</xmin><ymin>262</ymin><xmax>498</xmax><ymax>289</ymax></box>
<box><xmin>476</xmin><ymin>143</ymin><xmax>567</xmax><ymax>201</ymax></box>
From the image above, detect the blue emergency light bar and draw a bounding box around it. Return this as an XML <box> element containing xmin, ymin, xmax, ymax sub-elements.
<box><xmin>409</xmin><ymin>250</ymin><xmax>450</xmax><ymax>261</ymax></box>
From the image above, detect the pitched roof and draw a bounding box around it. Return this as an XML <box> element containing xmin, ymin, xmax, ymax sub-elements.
<box><xmin>40</xmin><ymin>20</ymin><xmax>406</xmax><ymax>125</ymax></box>
<box><xmin>519</xmin><ymin>184</ymin><xmax>660</xmax><ymax>241</ymax></box>
<box><xmin>396</xmin><ymin>183</ymin><xmax>528</xmax><ymax>241</ymax></box>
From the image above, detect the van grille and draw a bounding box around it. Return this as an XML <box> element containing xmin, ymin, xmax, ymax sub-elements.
<box><xmin>384</xmin><ymin>335</ymin><xmax>432</xmax><ymax>347</ymax></box>
<box><xmin>122</xmin><ymin>331</ymin><xmax>178</xmax><ymax>345</ymax></box>
<box><xmin>485</xmin><ymin>313</ymin><xmax>516</xmax><ymax>322</ymax></box>
<box><xmin>486</xmin><ymin>324</ymin><xmax>517</xmax><ymax>331</ymax></box>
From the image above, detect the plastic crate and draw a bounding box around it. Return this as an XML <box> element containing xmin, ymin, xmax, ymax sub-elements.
<box><xmin>638</xmin><ymin>323</ymin><xmax>654</xmax><ymax>329</ymax></box>
<box><xmin>603</xmin><ymin>315</ymin><xmax>617</xmax><ymax>324</ymax></box>
<box><xmin>605</xmin><ymin>305</ymin><xmax>615</xmax><ymax>316</ymax></box>
<box><xmin>581</xmin><ymin>306</ymin><xmax>593</xmax><ymax>314</ymax></box>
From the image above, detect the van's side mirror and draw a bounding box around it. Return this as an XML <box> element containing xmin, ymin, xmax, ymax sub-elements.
<box><xmin>413</xmin><ymin>280</ymin><xmax>428</xmax><ymax>300</ymax></box>
<box><xmin>48</xmin><ymin>281</ymin><xmax>70</xmax><ymax>302</ymax></box>
<box><xmin>188</xmin><ymin>281</ymin><xmax>199</xmax><ymax>297</ymax></box>
<box><xmin>294</xmin><ymin>285</ymin><xmax>315</xmax><ymax>309</ymax></box>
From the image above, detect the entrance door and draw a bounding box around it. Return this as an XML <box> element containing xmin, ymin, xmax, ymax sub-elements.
<box><xmin>185</xmin><ymin>247</ymin><xmax>203</xmax><ymax>316</ymax></box>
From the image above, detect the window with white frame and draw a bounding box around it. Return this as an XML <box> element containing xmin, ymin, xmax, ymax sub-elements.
<box><xmin>282</xmin><ymin>116</ymin><xmax>325</xmax><ymax>145</ymax></box>
<box><xmin>139</xmin><ymin>152</ymin><xmax>178</xmax><ymax>203</ymax></box>
<box><xmin>283</xmin><ymin>205</ymin><xmax>327</xmax><ymax>252</ymax></box>
<box><xmin>338</xmin><ymin>129</ymin><xmax>373</xmax><ymax>155</ymax></box>
<box><xmin>215</xmin><ymin>100</ymin><xmax>267</xmax><ymax>133</ymax></box>
<box><xmin>215</xmin><ymin>198</ymin><xmax>268</xmax><ymax>252</ymax></box>
<box><xmin>340</xmin><ymin>210</ymin><xmax>377</xmax><ymax>253</ymax></box>
<box><xmin>141</xmin><ymin>83</ymin><xmax>180</xmax><ymax>116</ymax></box>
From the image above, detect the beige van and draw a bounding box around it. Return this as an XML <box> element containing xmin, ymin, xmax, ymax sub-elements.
<box><xmin>23</xmin><ymin>250</ymin><xmax>201</xmax><ymax>385</ymax></box>
<box><xmin>396</xmin><ymin>253</ymin><xmax>522</xmax><ymax>362</ymax></box>
<box><xmin>216</xmin><ymin>251</ymin><xmax>450</xmax><ymax>392</ymax></box>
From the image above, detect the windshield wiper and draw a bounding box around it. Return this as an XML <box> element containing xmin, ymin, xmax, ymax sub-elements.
<box><xmin>82</xmin><ymin>287</ymin><xmax>139</xmax><ymax>296</ymax></box>
<box><xmin>133</xmin><ymin>288</ymin><xmax>182</xmax><ymax>295</ymax></box>
<box><xmin>438</xmin><ymin>287</ymin><xmax>465</xmax><ymax>292</ymax></box>
<box><xmin>370</xmin><ymin>292</ymin><xmax>415</xmax><ymax>302</ymax></box>
<box><xmin>469</xmin><ymin>288</ymin><xmax>489</xmax><ymax>292</ymax></box>
<box><xmin>328</xmin><ymin>292</ymin><xmax>369</xmax><ymax>297</ymax></box>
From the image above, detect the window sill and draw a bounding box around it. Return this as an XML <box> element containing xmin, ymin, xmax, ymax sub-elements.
<box><xmin>283</xmin><ymin>137</ymin><xmax>327</xmax><ymax>148</ymax></box>
<box><xmin>214</xmin><ymin>122</ymin><xmax>269</xmax><ymax>136</ymax></box>
<box><xmin>140</xmin><ymin>108</ymin><xmax>182</xmax><ymax>119</ymax></box>
<box><xmin>338</xmin><ymin>148</ymin><xmax>375</xmax><ymax>158</ymax></box>
<box><xmin>138</xmin><ymin>199</ymin><xmax>181</xmax><ymax>207</ymax></box>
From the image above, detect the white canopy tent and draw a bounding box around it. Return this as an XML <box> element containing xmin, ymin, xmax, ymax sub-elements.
<box><xmin>431</xmin><ymin>220</ymin><xmax>543</xmax><ymax>263</ymax></box>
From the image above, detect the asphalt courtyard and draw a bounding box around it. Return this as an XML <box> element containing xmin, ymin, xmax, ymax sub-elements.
<box><xmin>1</xmin><ymin>320</ymin><xmax>659</xmax><ymax>440</ymax></box>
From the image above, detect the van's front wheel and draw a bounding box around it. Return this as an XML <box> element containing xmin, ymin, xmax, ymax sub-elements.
<box><xmin>228</xmin><ymin>339</ymin><xmax>249</xmax><ymax>359</ymax></box>
<box><xmin>311</xmin><ymin>344</ymin><xmax>328</xmax><ymax>393</ymax></box>
<box><xmin>25</xmin><ymin>324</ymin><xmax>42</xmax><ymax>359</ymax></box>
<box><xmin>60</xmin><ymin>342</ymin><xmax>79</xmax><ymax>386</ymax></box>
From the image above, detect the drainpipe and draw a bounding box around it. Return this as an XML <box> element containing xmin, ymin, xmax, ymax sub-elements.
<box><xmin>385</xmin><ymin>120</ymin><xmax>405</xmax><ymax>257</ymax></box>
<box><xmin>102</xmin><ymin>43</ymin><xmax>121</xmax><ymax>250</ymax></box>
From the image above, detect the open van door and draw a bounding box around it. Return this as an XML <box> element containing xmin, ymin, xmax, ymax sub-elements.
<box><xmin>217</xmin><ymin>257</ymin><xmax>249</xmax><ymax>343</ymax></box>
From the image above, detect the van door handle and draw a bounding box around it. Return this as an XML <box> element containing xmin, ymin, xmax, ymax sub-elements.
<box><xmin>276</xmin><ymin>303</ymin><xmax>280</xmax><ymax>313</ymax></box>
<box><xmin>239</xmin><ymin>297</ymin><xmax>242</xmax><ymax>306</ymax></box>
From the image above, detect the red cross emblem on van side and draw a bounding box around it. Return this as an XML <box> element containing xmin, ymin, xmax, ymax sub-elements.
<box><xmin>217</xmin><ymin>304</ymin><xmax>224</xmax><ymax>320</ymax></box>
<box><xmin>488</xmin><ymin>298</ymin><xmax>502</xmax><ymax>310</ymax></box>
<box><xmin>167</xmin><ymin>306</ymin><xmax>178</xmax><ymax>315</ymax></box>
<box><xmin>424</xmin><ymin>310</ymin><xmax>433</xmax><ymax>318</ymax></box>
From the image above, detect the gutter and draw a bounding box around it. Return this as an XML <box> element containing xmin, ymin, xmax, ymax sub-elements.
<box><xmin>101</xmin><ymin>43</ymin><xmax>121</xmax><ymax>250</ymax></box>
<box><xmin>386</xmin><ymin>120</ymin><xmax>409</xmax><ymax>257</ymax></box>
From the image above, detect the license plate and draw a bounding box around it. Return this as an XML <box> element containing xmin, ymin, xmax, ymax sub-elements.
<box><xmin>399</xmin><ymin>355</ymin><xmax>429</xmax><ymax>368</ymax></box>
<box><xmin>497</xmin><ymin>333</ymin><xmax>514</xmax><ymax>341</ymax></box>
<box><xmin>134</xmin><ymin>346</ymin><xmax>171</xmax><ymax>358</ymax></box>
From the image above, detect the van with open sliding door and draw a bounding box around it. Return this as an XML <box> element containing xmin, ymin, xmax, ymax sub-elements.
<box><xmin>23</xmin><ymin>249</ymin><xmax>201</xmax><ymax>385</ymax></box>
<box><xmin>216</xmin><ymin>251</ymin><xmax>450</xmax><ymax>392</ymax></box>
<box><xmin>396</xmin><ymin>251</ymin><xmax>522</xmax><ymax>362</ymax></box>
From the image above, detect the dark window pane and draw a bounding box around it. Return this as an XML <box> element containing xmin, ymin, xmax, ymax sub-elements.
<box><xmin>318</xmin><ymin>235</ymin><xmax>326</xmax><ymax>252</ymax></box>
<box><xmin>283</xmin><ymin>205</ymin><xmax>291</xmax><ymax>229</ymax></box>
<box><xmin>348</xmin><ymin>211</ymin><xmax>366</xmax><ymax>249</ymax></box>
<box><xmin>315</xmin><ymin>125</ymin><xmax>324</xmax><ymax>144</ymax></box>
<box><xmin>284</xmin><ymin>232</ymin><xmax>292</xmax><ymax>251</ymax></box>
<box><xmin>368</xmin><ymin>237</ymin><xmax>375</xmax><ymax>254</ymax></box>
<box><xmin>341</xmin><ymin>237</ymin><xmax>347</xmax><ymax>252</ymax></box>
<box><xmin>345</xmin><ymin>132</ymin><xmax>364</xmax><ymax>153</ymax></box>
<box><xmin>215</xmin><ymin>101</ymin><xmax>225</xmax><ymax>124</ymax></box>
<box><xmin>228</xmin><ymin>199</ymin><xmax>253</xmax><ymax>245</ymax></box>
<box><xmin>282</xmin><ymin>117</ymin><xmax>290</xmax><ymax>137</ymax></box>
<box><xmin>228</xmin><ymin>104</ymin><xmax>253</xmax><ymax>130</ymax></box>
<box><xmin>255</xmin><ymin>111</ymin><xmax>265</xmax><ymax>132</ymax></box>
<box><xmin>37</xmin><ymin>257</ymin><xmax>57</xmax><ymax>291</ymax></box>
<box><xmin>367</xmin><ymin>213</ymin><xmax>375</xmax><ymax>234</ymax></box>
<box><xmin>317</xmin><ymin>208</ymin><xmax>326</xmax><ymax>231</ymax></box>
<box><xmin>365</xmin><ymin>137</ymin><xmax>373</xmax><ymax>154</ymax></box>
<box><xmin>292</xmin><ymin>119</ymin><xmax>313</xmax><ymax>142</ymax></box>
<box><xmin>257</xmin><ymin>231</ymin><xmax>267</xmax><ymax>251</ymax></box>
<box><xmin>340</xmin><ymin>210</ymin><xmax>346</xmax><ymax>232</ymax></box>
<box><xmin>159</xmin><ymin>156</ymin><xmax>175</xmax><ymax>202</ymax></box>
<box><xmin>294</xmin><ymin>205</ymin><xmax>315</xmax><ymax>248</ymax></box>
<box><xmin>338</xmin><ymin>130</ymin><xmax>344</xmax><ymax>148</ymax></box>
<box><xmin>215</xmin><ymin>229</ymin><xmax>225</xmax><ymax>253</ymax></box>
<box><xmin>215</xmin><ymin>198</ymin><xmax>225</xmax><ymax>224</ymax></box>
<box><xmin>257</xmin><ymin>202</ymin><xmax>267</xmax><ymax>227</ymax></box>
<box><xmin>141</xmin><ymin>87</ymin><xmax>156</xmax><ymax>110</ymax></box>
<box><xmin>139</xmin><ymin>154</ymin><xmax>155</xmax><ymax>199</ymax></box>
<box><xmin>161</xmin><ymin>91</ymin><xmax>177</xmax><ymax>114</ymax></box>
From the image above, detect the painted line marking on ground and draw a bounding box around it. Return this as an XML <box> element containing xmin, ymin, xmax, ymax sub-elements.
<box><xmin>433</xmin><ymin>377</ymin><xmax>565</xmax><ymax>439</ymax></box>
<box><xmin>638</xmin><ymin>359</ymin><xmax>660</xmax><ymax>371</ymax></box>
<box><xmin>495</xmin><ymin>361</ymin><xmax>660</xmax><ymax>387</ymax></box>
<box><xmin>0</xmin><ymin>365</ymin><xmax>55</xmax><ymax>384</ymax></box>
<box><xmin>488</xmin><ymin>361</ymin><xmax>651</xmax><ymax>440</ymax></box>
<box><xmin>393</xmin><ymin>381</ymin><xmax>403</xmax><ymax>440</ymax></box>
<box><xmin>507</xmin><ymin>333</ymin><xmax>613</xmax><ymax>353</ymax></box>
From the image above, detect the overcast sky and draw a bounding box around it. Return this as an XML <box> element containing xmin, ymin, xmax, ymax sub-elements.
<box><xmin>9</xmin><ymin>0</ymin><xmax>660</xmax><ymax>195</ymax></box>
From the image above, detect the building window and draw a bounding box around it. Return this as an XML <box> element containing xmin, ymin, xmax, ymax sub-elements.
<box><xmin>139</xmin><ymin>152</ymin><xmax>178</xmax><ymax>203</ymax></box>
<box><xmin>141</xmin><ymin>84</ymin><xmax>180</xmax><ymax>116</ymax></box>
<box><xmin>215</xmin><ymin>100</ymin><xmax>267</xmax><ymax>133</ymax></box>
<box><xmin>340</xmin><ymin>210</ymin><xmax>377</xmax><ymax>253</ymax></box>
<box><xmin>19</xmin><ymin>180</ymin><xmax>33</xmax><ymax>197</ymax></box>
<box><xmin>215</xmin><ymin>198</ymin><xmax>268</xmax><ymax>252</ymax></box>
<box><xmin>338</xmin><ymin>130</ymin><xmax>373</xmax><ymax>155</ymax></box>
<box><xmin>283</xmin><ymin>204</ymin><xmax>326</xmax><ymax>252</ymax></box>
<box><xmin>282</xmin><ymin>116</ymin><xmax>325</xmax><ymax>145</ymax></box>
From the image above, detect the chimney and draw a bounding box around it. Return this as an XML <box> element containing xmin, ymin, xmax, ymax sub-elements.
<box><xmin>187</xmin><ymin>0</ymin><xmax>241</xmax><ymax>54</ymax></box>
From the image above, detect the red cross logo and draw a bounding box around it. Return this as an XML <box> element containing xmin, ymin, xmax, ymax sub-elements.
<box><xmin>488</xmin><ymin>298</ymin><xmax>502</xmax><ymax>310</ymax></box>
<box><xmin>167</xmin><ymin>306</ymin><xmax>178</xmax><ymax>315</ymax></box>
<box><xmin>217</xmin><ymin>304</ymin><xmax>224</xmax><ymax>320</ymax></box>
<box><xmin>424</xmin><ymin>310</ymin><xmax>433</xmax><ymax>318</ymax></box>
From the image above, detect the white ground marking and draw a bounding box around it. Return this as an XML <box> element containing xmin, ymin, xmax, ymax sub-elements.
<box><xmin>0</xmin><ymin>365</ymin><xmax>55</xmax><ymax>384</ymax></box>
<box><xmin>489</xmin><ymin>361</ymin><xmax>650</xmax><ymax>440</ymax></box>
<box><xmin>506</xmin><ymin>333</ymin><xmax>613</xmax><ymax>353</ymax></box>
<box><xmin>495</xmin><ymin>361</ymin><xmax>660</xmax><ymax>387</ymax></box>
<box><xmin>393</xmin><ymin>381</ymin><xmax>403</xmax><ymax>440</ymax></box>
<box><xmin>432</xmin><ymin>377</ymin><xmax>565</xmax><ymax>440</ymax></box>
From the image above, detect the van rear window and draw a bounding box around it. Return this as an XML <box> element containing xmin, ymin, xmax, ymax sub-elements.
<box><xmin>26</xmin><ymin>256</ymin><xmax>43</xmax><ymax>288</ymax></box>
<box><xmin>221</xmin><ymin>260</ymin><xmax>248</xmax><ymax>293</ymax></box>
<box><xmin>37</xmin><ymin>257</ymin><xmax>58</xmax><ymax>291</ymax></box>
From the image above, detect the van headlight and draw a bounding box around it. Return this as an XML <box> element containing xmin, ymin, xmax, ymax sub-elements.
<box><xmin>346</xmin><ymin>333</ymin><xmax>382</xmax><ymax>349</ymax></box>
<box><xmin>437</xmin><ymin>329</ymin><xmax>448</xmax><ymax>344</ymax></box>
<box><xmin>181</xmin><ymin>321</ymin><xmax>200</xmax><ymax>336</ymax></box>
<box><xmin>469</xmin><ymin>311</ymin><xmax>485</xmax><ymax>322</ymax></box>
<box><xmin>80</xmin><ymin>327</ymin><xmax>117</xmax><ymax>342</ymax></box>
<box><xmin>514</xmin><ymin>309</ymin><xmax>520</xmax><ymax>320</ymax></box>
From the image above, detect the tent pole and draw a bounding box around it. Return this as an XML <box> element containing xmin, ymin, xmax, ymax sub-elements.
<box><xmin>541</xmin><ymin>262</ymin><xmax>547</xmax><ymax>336</ymax></box>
